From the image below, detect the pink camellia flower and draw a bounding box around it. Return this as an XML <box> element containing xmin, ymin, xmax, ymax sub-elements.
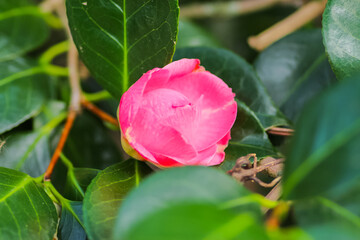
<box><xmin>118</xmin><ymin>59</ymin><xmax>237</xmax><ymax>167</ymax></box>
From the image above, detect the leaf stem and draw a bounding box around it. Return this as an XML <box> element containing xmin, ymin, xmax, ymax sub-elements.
<box><xmin>60</xmin><ymin>153</ymin><xmax>85</xmax><ymax>198</ymax></box>
<box><xmin>44</xmin><ymin>181</ymin><xmax>85</xmax><ymax>228</ymax></box>
<box><xmin>83</xmin><ymin>90</ymin><xmax>113</xmax><ymax>102</ymax></box>
<box><xmin>0</xmin><ymin>6</ymin><xmax>62</xmax><ymax>29</ymax></box>
<box><xmin>0</xmin><ymin>65</ymin><xmax>68</xmax><ymax>88</ymax></box>
<box><xmin>81</xmin><ymin>98</ymin><xmax>119</xmax><ymax>126</ymax></box>
<box><xmin>39</xmin><ymin>40</ymin><xmax>69</xmax><ymax>65</ymax></box>
<box><xmin>248</xmin><ymin>0</ymin><xmax>327</xmax><ymax>51</ymax></box>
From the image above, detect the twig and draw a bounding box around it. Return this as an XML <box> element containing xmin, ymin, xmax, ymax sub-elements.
<box><xmin>44</xmin><ymin>0</ymin><xmax>81</xmax><ymax>180</ymax></box>
<box><xmin>180</xmin><ymin>0</ymin><xmax>300</xmax><ymax>19</ymax></box>
<box><xmin>266</xmin><ymin>181</ymin><xmax>282</xmax><ymax>202</ymax></box>
<box><xmin>228</xmin><ymin>154</ymin><xmax>284</xmax><ymax>188</ymax></box>
<box><xmin>40</xmin><ymin>0</ymin><xmax>63</xmax><ymax>13</ymax></box>
<box><xmin>44</xmin><ymin>111</ymin><xmax>76</xmax><ymax>180</ymax></box>
<box><xmin>248</xmin><ymin>0</ymin><xmax>327</xmax><ymax>51</ymax></box>
<box><xmin>81</xmin><ymin>98</ymin><xmax>118</xmax><ymax>126</ymax></box>
<box><xmin>267</xmin><ymin>127</ymin><xmax>294</xmax><ymax>136</ymax></box>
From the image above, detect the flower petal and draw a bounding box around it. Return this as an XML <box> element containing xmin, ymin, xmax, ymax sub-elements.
<box><xmin>167</xmin><ymin>71</ymin><xmax>236</xmax><ymax>110</ymax></box>
<box><xmin>127</xmin><ymin>107</ymin><xmax>197</xmax><ymax>163</ymax></box>
<box><xmin>119</xmin><ymin>68</ymin><xmax>169</xmax><ymax>131</ymax></box>
<box><xmin>164</xmin><ymin>59</ymin><xmax>201</xmax><ymax>79</ymax></box>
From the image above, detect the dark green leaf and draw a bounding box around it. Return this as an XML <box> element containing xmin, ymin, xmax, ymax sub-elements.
<box><xmin>113</xmin><ymin>166</ymin><xmax>263</xmax><ymax>240</ymax></box>
<box><xmin>64</xmin><ymin>168</ymin><xmax>100</xmax><ymax>201</ymax></box>
<box><xmin>0</xmin><ymin>58</ymin><xmax>51</xmax><ymax>134</ymax></box>
<box><xmin>66</xmin><ymin>0</ymin><xmax>179</xmax><ymax>98</ymax></box>
<box><xmin>0</xmin><ymin>0</ymin><xmax>49</xmax><ymax>61</ymax></box>
<box><xmin>294</xmin><ymin>178</ymin><xmax>360</xmax><ymax>239</ymax></box>
<box><xmin>83</xmin><ymin>160</ymin><xmax>151</xmax><ymax>240</ymax></box>
<box><xmin>173</xmin><ymin>47</ymin><xmax>289</xmax><ymax>129</ymax></box>
<box><xmin>58</xmin><ymin>201</ymin><xmax>86</xmax><ymax>240</ymax></box>
<box><xmin>0</xmin><ymin>167</ymin><xmax>57</xmax><ymax>239</ymax></box>
<box><xmin>219</xmin><ymin>100</ymin><xmax>277</xmax><ymax>171</ymax></box>
<box><xmin>0</xmin><ymin>132</ymin><xmax>50</xmax><ymax>177</ymax></box>
<box><xmin>283</xmin><ymin>75</ymin><xmax>360</xmax><ymax>199</ymax></box>
<box><xmin>119</xmin><ymin>203</ymin><xmax>267</xmax><ymax>240</ymax></box>
<box><xmin>63</xmin><ymin>112</ymin><xmax>123</xmax><ymax>169</ymax></box>
<box><xmin>322</xmin><ymin>0</ymin><xmax>360</xmax><ymax>80</ymax></box>
<box><xmin>294</xmin><ymin>197</ymin><xmax>360</xmax><ymax>240</ymax></box>
<box><xmin>177</xmin><ymin>20</ymin><xmax>221</xmax><ymax>48</ymax></box>
<box><xmin>254</xmin><ymin>29</ymin><xmax>337</xmax><ymax>122</ymax></box>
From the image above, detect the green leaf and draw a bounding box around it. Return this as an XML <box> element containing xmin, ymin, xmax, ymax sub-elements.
<box><xmin>322</xmin><ymin>0</ymin><xmax>360</xmax><ymax>80</ymax></box>
<box><xmin>113</xmin><ymin>166</ymin><xmax>264</xmax><ymax>240</ymax></box>
<box><xmin>0</xmin><ymin>167</ymin><xmax>57</xmax><ymax>239</ymax></box>
<box><xmin>58</xmin><ymin>201</ymin><xmax>86</xmax><ymax>240</ymax></box>
<box><xmin>0</xmin><ymin>1</ymin><xmax>49</xmax><ymax>61</ymax></box>
<box><xmin>64</xmin><ymin>168</ymin><xmax>100</xmax><ymax>201</ymax></box>
<box><xmin>293</xmin><ymin>177</ymin><xmax>360</xmax><ymax>239</ymax></box>
<box><xmin>177</xmin><ymin>20</ymin><xmax>221</xmax><ymax>48</ymax></box>
<box><xmin>294</xmin><ymin>197</ymin><xmax>360</xmax><ymax>240</ymax></box>
<box><xmin>0</xmin><ymin>132</ymin><xmax>50</xmax><ymax>177</ymax></box>
<box><xmin>283</xmin><ymin>75</ymin><xmax>360</xmax><ymax>199</ymax></box>
<box><xmin>63</xmin><ymin>112</ymin><xmax>123</xmax><ymax>169</ymax></box>
<box><xmin>66</xmin><ymin>0</ymin><xmax>180</xmax><ymax>98</ymax></box>
<box><xmin>118</xmin><ymin>203</ymin><xmax>267</xmax><ymax>240</ymax></box>
<box><xmin>83</xmin><ymin>160</ymin><xmax>151</xmax><ymax>240</ymax></box>
<box><xmin>0</xmin><ymin>111</ymin><xmax>66</xmax><ymax>177</ymax></box>
<box><xmin>173</xmin><ymin>47</ymin><xmax>289</xmax><ymax>129</ymax></box>
<box><xmin>0</xmin><ymin>58</ymin><xmax>51</xmax><ymax>134</ymax></box>
<box><xmin>219</xmin><ymin>100</ymin><xmax>277</xmax><ymax>171</ymax></box>
<box><xmin>254</xmin><ymin>29</ymin><xmax>337</xmax><ymax>122</ymax></box>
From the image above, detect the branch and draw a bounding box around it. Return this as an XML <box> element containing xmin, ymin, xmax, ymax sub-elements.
<box><xmin>267</xmin><ymin>127</ymin><xmax>294</xmax><ymax>136</ymax></box>
<box><xmin>180</xmin><ymin>0</ymin><xmax>294</xmax><ymax>19</ymax></box>
<box><xmin>44</xmin><ymin>111</ymin><xmax>76</xmax><ymax>180</ymax></box>
<box><xmin>44</xmin><ymin>0</ymin><xmax>81</xmax><ymax>180</ymax></box>
<box><xmin>81</xmin><ymin>98</ymin><xmax>118</xmax><ymax>126</ymax></box>
<box><xmin>248</xmin><ymin>0</ymin><xmax>327</xmax><ymax>51</ymax></box>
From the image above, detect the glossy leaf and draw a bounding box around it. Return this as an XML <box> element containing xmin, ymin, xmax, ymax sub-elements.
<box><xmin>294</xmin><ymin>196</ymin><xmax>360</xmax><ymax>239</ymax></box>
<box><xmin>0</xmin><ymin>0</ymin><xmax>49</xmax><ymax>61</ymax></box>
<box><xmin>0</xmin><ymin>132</ymin><xmax>50</xmax><ymax>177</ymax></box>
<box><xmin>322</xmin><ymin>0</ymin><xmax>360</xmax><ymax>79</ymax></box>
<box><xmin>0</xmin><ymin>167</ymin><xmax>57</xmax><ymax>239</ymax></box>
<box><xmin>83</xmin><ymin>160</ymin><xmax>151</xmax><ymax>240</ymax></box>
<box><xmin>119</xmin><ymin>203</ymin><xmax>267</xmax><ymax>240</ymax></box>
<box><xmin>293</xmin><ymin>178</ymin><xmax>360</xmax><ymax>239</ymax></box>
<box><xmin>66</xmin><ymin>0</ymin><xmax>179</xmax><ymax>98</ymax></box>
<box><xmin>58</xmin><ymin>201</ymin><xmax>86</xmax><ymax>240</ymax></box>
<box><xmin>64</xmin><ymin>168</ymin><xmax>100</xmax><ymax>201</ymax></box>
<box><xmin>283</xmin><ymin>75</ymin><xmax>360</xmax><ymax>199</ymax></box>
<box><xmin>177</xmin><ymin>20</ymin><xmax>221</xmax><ymax>48</ymax></box>
<box><xmin>113</xmin><ymin>166</ymin><xmax>263</xmax><ymax>240</ymax></box>
<box><xmin>0</xmin><ymin>58</ymin><xmax>51</xmax><ymax>134</ymax></box>
<box><xmin>174</xmin><ymin>47</ymin><xmax>289</xmax><ymax>129</ymax></box>
<box><xmin>254</xmin><ymin>29</ymin><xmax>337</xmax><ymax>122</ymax></box>
<box><xmin>63</xmin><ymin>112</ymin><xmax>123</xmax><ymax>169</ymax></box>
<box><xmin>219</xmin><ymin>100</ymin><xmax>277</xmax><ymax>171</ymax></box>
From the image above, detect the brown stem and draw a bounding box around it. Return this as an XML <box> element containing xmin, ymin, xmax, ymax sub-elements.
<box><xmin>81</xmin><ymin>98</ymin><xmax>119</xmax><ymax>126</ymax></box>
<box><xmin>248</xmin><ymin>0</ymin><xmax>327</xmax><ymax>51</ymax></box>
<box><xmin>267</xmin><ymin>127</ymin><xmax>294</xmax><ymax>136</ymax></box>
<box><xmin>266</xmin><ymin>181</ymin><xmax>282</xmax><ymax>202</ymax></box>
<box><xmin>44</xmin><ymin>0</ymin><xmax>81</xmax><ymax>180</ymax></box>
<box><xmin>180</xmin><ymin>0</ymin><xmax>299</xmax><ymax>19</ymax></box>
<box><xmin>252</xmin><ymin>176</ymin><xmax>281</xmax><ymax>188</ymax></box>
<box><xmin>44</xmin><ymin>111</ymin><xmax>76</xmax><ymax>180</ymax></box>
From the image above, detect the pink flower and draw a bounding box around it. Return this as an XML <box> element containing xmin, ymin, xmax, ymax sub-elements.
<box><xmin>118</xmin><ymin>59</ymin><xmax>237</xmax><ymax>167</ymax></box>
